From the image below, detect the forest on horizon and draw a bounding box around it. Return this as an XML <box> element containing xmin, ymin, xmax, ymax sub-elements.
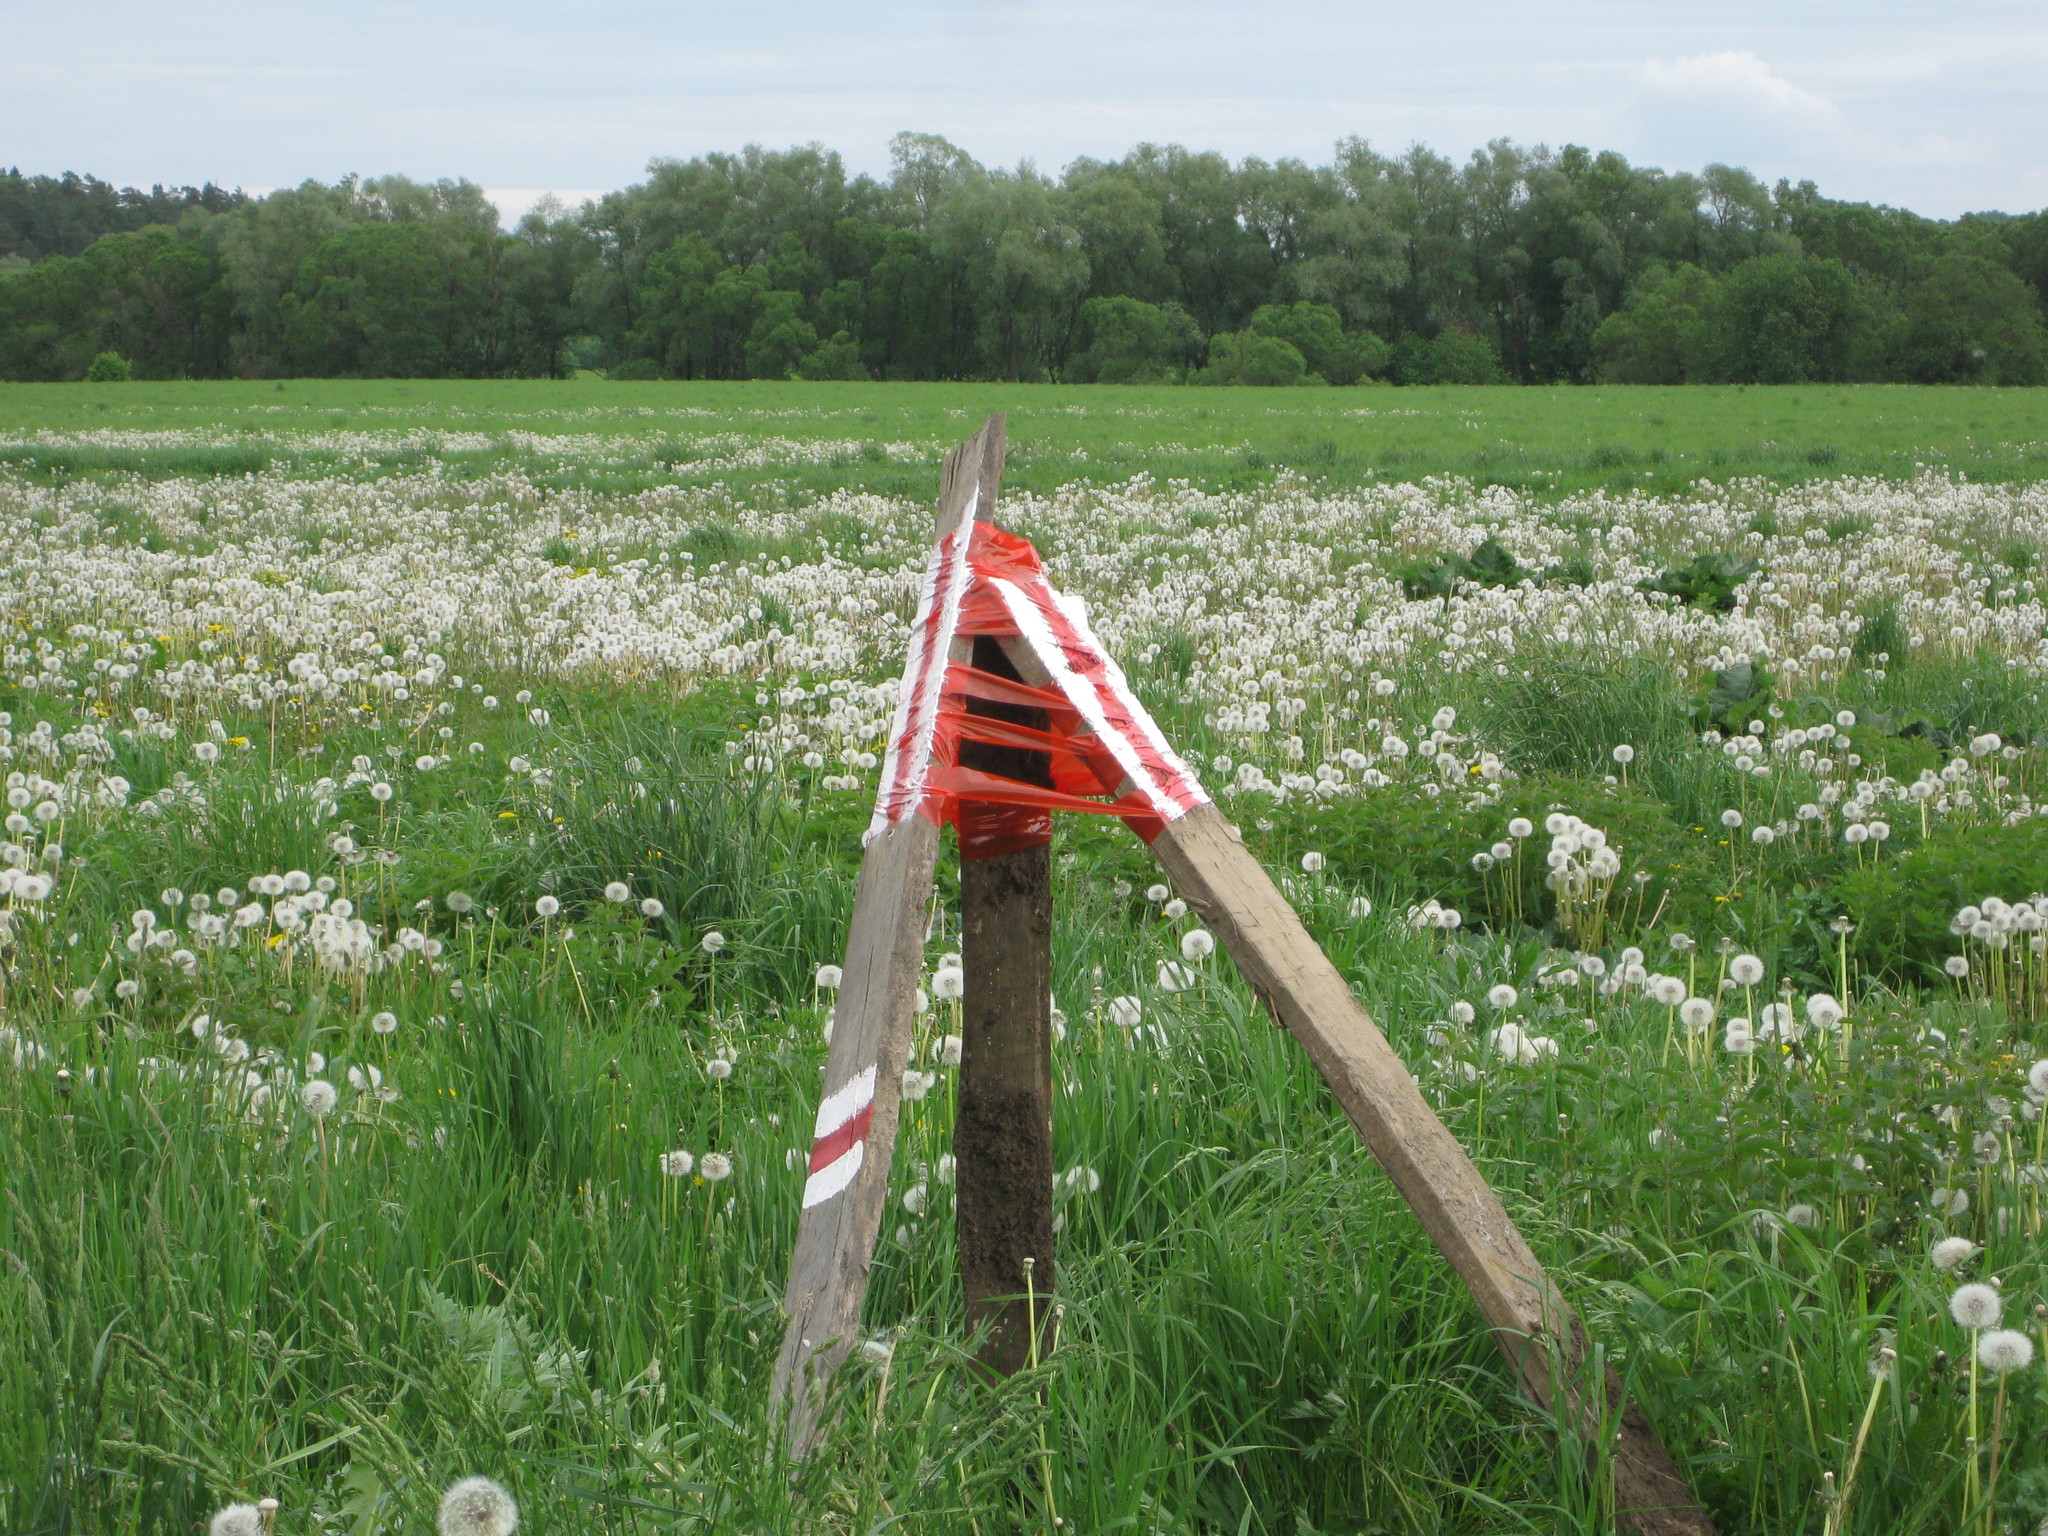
<box><xmin>4</xmin><ymin>133</ymin><xmax>2047</xmax><ymax>388</ymax></box>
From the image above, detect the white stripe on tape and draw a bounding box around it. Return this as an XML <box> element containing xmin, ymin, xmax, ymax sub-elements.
<box><xmin>991</xmin><ymin>576</ymin><xmax>1183</xmax><ymax>820</ymax></box>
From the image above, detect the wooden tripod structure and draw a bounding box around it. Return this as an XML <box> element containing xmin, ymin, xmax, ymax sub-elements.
<box><xmin>770</xmin><ymin>416</ymin><xmax>1717</xmax><ymax>1536</ymax></box>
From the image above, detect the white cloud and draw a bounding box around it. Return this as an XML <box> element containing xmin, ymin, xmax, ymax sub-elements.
<box><xmin>1632</xmin><ymin>51</ymin><xmax>1848</xmax><ymax>163</ymax></box>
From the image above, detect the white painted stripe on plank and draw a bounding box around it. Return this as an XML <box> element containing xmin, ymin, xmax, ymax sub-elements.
<box><xmin>812</xmin><ymin>1064</ymin><xmax>876</xmax><ymax>1139</ymax></box>
<box><xmin>802</xmin><ymin>1139</ymin><xmax>864</xmax><ymax>1209</ymax></box>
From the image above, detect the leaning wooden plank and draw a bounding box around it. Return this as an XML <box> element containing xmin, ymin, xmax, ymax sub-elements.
<box><xmin>1147</xmin><ymin>803</ymin><xmax>1716</xmax><ymax>1536</ymax></box>
<box><xmin>769</xmin><ymin>415</ymin><xmax>1007</xmax><ymax>1456</ymax></box>
<box><xmin>954</xmin><ymin>634</ymin><xmax>1057</xmax><ymax>1375</ymax></box>
<box><xmin>978</xmin><ymin>568</ymin><xmax>1711</xmax><ymax>1533</ymax></box>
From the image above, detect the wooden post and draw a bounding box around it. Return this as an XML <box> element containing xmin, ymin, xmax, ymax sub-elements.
<box><xmin>955</xmin><ymin>631</ymin><xmax>1056</xmax><ymax>1375</ymax></box>
<box><xmin>769</xmin><ymin>416</ymin><xmax>1005</xmax><ymax>1457</ymax></box>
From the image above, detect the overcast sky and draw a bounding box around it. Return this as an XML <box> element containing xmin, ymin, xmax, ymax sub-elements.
<box><xmin>5</xmin><ymin>1</ymin><xmax>2044</xmax><ymax>223</ymax></box>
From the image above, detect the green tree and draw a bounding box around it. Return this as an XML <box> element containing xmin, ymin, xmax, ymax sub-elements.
<box><xmin>1891</xmin><ymin>251</ymin><xmax>2047</xmax><ymax>384</ymax></box>
<box><xmin>1200</xmin><ymin>331</ymin><xmax>1308</xmax><ymax>386</ymax></box>
<box><xmin>745</xmin><ymin>289</ymin><xmax>817</xmax><ymax>378</ymax></box>
<box><xmin>1072</xmin><ymin>295</ymin><xmax>1199</xmax><ymax>382</ymax></box>
<box><xmin>1592</xmin><ymin>263</ymin><xmax>1719</xmax><ymax>383</ymax></box>
<box><xmin>796</xmin><ymin>330</ymin><xmax>869</xmax><ymax>380</ymax></box>
<box><xmin>1691</xmin><ymin>252</ymin><xmax>1887</xmax><ymax>383</ymax></box>
<box><xmin>84</xmin><ymin>349</ymin><xmax>130</xmax><ymax>380</ymax></box>
<box><xmin>1244</xmin><ymin>301</ymin><xmax>1386</xmax><ymax>383</ymax></box>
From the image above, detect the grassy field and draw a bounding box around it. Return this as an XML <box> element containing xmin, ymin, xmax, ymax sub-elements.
<box><xmin>1</xmin><ymin>378</ymin><xmax>2046</xmax><ymax>498</ymax></box>
<box><xmin>1</xmin><ymin>383</ymin><xmax>2046</xmax><ymax>1536</ymax></box>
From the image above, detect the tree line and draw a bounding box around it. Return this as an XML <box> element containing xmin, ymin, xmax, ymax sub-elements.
<box><xmin>4</xmin><ymin>134</ymin><xmax>2046</xmax><ymax>386</ymax></box>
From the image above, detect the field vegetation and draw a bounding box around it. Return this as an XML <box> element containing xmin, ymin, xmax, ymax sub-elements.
<box><xmin>0</xmin><ymin>382</ymin><xmax>2046</xmax><ymax>1536</ymax></box>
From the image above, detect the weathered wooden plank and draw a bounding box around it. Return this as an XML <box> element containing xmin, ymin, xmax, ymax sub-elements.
<box><xmin>769</xmin><ymin>415</ymin><xmax>1006</xmax><ymax>1457</ymax></box>
<box><xmin>955</xmin><ymin>634</ymin><xmax>1056</xmax><ymax>1375</ymax></box>
<box><xmin>1146</xmin><ymin>803</ymin><xmax>1715</xmax><ymax>1536</ymax></box>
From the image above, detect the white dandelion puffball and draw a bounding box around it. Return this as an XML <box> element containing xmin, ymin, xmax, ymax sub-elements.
<box><xmin>300</xmin><ymin>1080</ymin><xmax>338</xmax><ymax>1119</ymax></box>
<box><xmin>1679</xmin><ymin>998</ymin><xmax>1715</xmax><ymax>1033</ymax></box>
<box><xmin>1612</xmin><ymin>744</ymin><xmax>1634</xmax><ymax>764</ymax></box>
<box><xmin>1945</xmin><ymin>955</ymin><xmax>1971</xmax><ymax>978</ymax></box>
<box><xmin>938</xmin><ymin>1034</ymin><xmax>963</xmax><ymax>1066</ymax></box>
<box><xmin>931</xmin><ymin>965</ymin><xmax>965</xmax><ymax>1000</ymax></box>
<box><xmin>1348</xmin><ymin>896</ymin><xmax>1373</xmax><ymax>918</ymax></box>
<box><xmin>604</xmin><ymin>881</ymin><xmax>630</xmax><ymax>903</ymax></box>
<box><xmin>1180</xmin><ymin>928</ymin><xmax>1216</xmax><ymax>962</ymax></box>
<box><xmin>1300</xmin><ymin>851</ymin><xmax>1326</xmax><ymax>874</ymax></box>
<box><xmin>815</xmin><ymin>964</ymin><xmax>844</xmax><ymax>990</ymax></box>
<box><xmin>446</xmin><ymin>891</ymin><xmax>474</xmax><ymax>915</ymax></box>
<box><xmin>1931</xmin><ymin>1237</ymin><xmax>1978</xmax><ymax>1273</ymax></box>
<box><xmin>1806</xmin><ymin>994</ymin><xmax>1844</xmax><ymax>1030</ymax></box>
<box><xmin>902</xmin><ymin>1183</ymin><xmax>929</xmax><ymax>1215</ymax></box>
<box><xmin>1507</xmin><ymin>817</ymin><xmax>1534</xmax><ymax>839</ymax></box>
<box><xmin>1950</xmin><ymin>1283</ymin><xmax>2003</xmax><ymax>1330</ymax></box>
<box><xmin>209</xmin><ymin>1505</ymin><xmax>266</xmax><ymax>1536</ymax></box>
<box><xmin>1108</xmin><ymin>995</ymin><xmax>1143</xmax><ymax>1028</ymax></box>
<box><xmin>1162</xmin><ymin>897</ymin><xmax>1188</xmax><ymax>920</ymax></box>
<box><xmin>1720</xmin><ymin>809</ymin><xmax>1743</xmax><ymax>829</ymax></box>
<box><xmin>699</xmin><ymin>1152</ymin><xmax>733</xmax><ymax>1182</ymax></box>
<box><xmin>1449</xmin><ymin>1000</ymin><xmax>1476</xmax><ymax>1025</ymax></box>
<box><xmin>900</xmin><ymin>1069</ymin><xmax>935</xmax><ymax>1100</ymax></box>
<box><xmin>1729</xmin><ymin>954</ymin><xmax>1765</xmax><ymax>986</ymax></box>
<box><xmin>1144</xmin><ymin>883</ymin><xmax>1170</xmax><ymax>904</ymax></box>
<box><xmin>705</xmin><ymin>1057</ymin><xmax>733</xmax><ymax>1081</ymax></box>
<box><xmin>370</xmin><ymin>1011</ymin><xmax>398</xmax><ymax>1035</ymax></box>
<box><xmin>859</xmin><ymin>1335</ymin><xmax>895</xmax><ymax>1365</ymax></box>
<box><xmin>660</xmin><ymin>1150</ymin><xmax>694</xmax><ymax>1177</ymax></box>
<box><xmin>1156</xmin><ymin>960</ymin><xmax>1195</xmax><ymax>992</ymax></box>
<box><xmin>1723</xmin><ymin>1020</ymin><xmax>1754</xmax><ymax>1055</ymax></box>
<box><xmin>534</xmin><ymin>895</ymin><xmax>560</xmax><ymax>918</ymax></box>
<box><xmin>2027</xmin><ymin>1059</ymin><xmax>2048</xmax><ymax>1096</ymax></box>
<box><xmin>700</xmin><ymin>931</ymin><xmax>726</xmax><ymax>954</ymax></box>
<box><xmin>1978</xmin><ymin>1329</ymin><xmax>2034</xmax><ymax>1375</ymax></box>
<box><xmin>639</xmin><ymin>897</ymin><xmax>665</xmax><ymax>918</ymax></box>
<box><xmin>438</xmin><ymin>1475</ymin><xmax>518</xmax><ymax>1536</ymax></box>
<box><xmin>1487</xmin><ymin>983</ymin><xmax>1518</xmax><ymax>1010</ymax></box>
<box><xmin>1651</xmin><ymin>976</ymin><xmax>1687</xmax><ymax>1008</ymax></box>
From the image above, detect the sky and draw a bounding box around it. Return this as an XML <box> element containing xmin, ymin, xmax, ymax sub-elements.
<box><xmin>4</xmin><ymin>0</ymin><xmax>2045</xmax><ymax>223</ymax></box>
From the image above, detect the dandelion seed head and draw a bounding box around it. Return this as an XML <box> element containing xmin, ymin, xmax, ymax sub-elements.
<box><xmin>534</xmin><ymin>895</ymin><xmax>560</xmax><ymax>917</ymax></box>
<box><xmin>639</xmin><ymin>897</ymin><xmax>664</xmax><ymax>918</ymax></box>
<box><xmin>699</xmin><ymin>1152</ymin><xmax>732</xmax><ymax>1182</ymax></box>
<box><xmin>1931</xmin><ymin>1237</ymin><xmax>1978</xmax><ymax>1273</ymax></box>
<box><xmin>603</xmin><ymin>881</ymin><xmax>630</xmax><ymax>903</ymax></box>
<box><xmin>209</xmin><ymin>1504</ymin><xmax>266</xmax><ymax>1536</ymax></box>
<box><xmin>700</xmin><ymin>931</ymin><xmax>726</xmax><ymax>954</ymax></box>
<box><xmin>660</xmin><ymin>1150</ymin><xmax>694</xmax><ymax>1177</ymax></box>
<box><xmin>815</xmin><ymin>964</ymin><xmax>844</xmax><ymax>990</ymax></box>
<box><xmin>1950</xmin><ymin>1282</ymin><xmax>2003</xmax><ymax>1330</ymax></box>
<box><xmin>438</xmin><ymin>1476</ymin><xmax>518</xmax><ymax>1536</ymax></box>
<box><xmin>370</xmin><ymin>1011</ymin><xmax>398</xmax><ymax>1035</ymax></box>
<box><xmin>1977</xmin><ymin>1328</ymin><xmax>2034</xmax><ymax>1374</ymax></box>
<box><xmin>300</xmin><ymin>1079</ymin><xmax>337</xmax><ymax>1119</ymax></box>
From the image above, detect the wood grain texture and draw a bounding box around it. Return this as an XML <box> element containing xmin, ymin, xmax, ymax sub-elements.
<box><xmin>769</xmin><ymin>415</ymin><xmax>1007</xmax><ymax>1457</ymax></box>
<box><xmin>955</xmin><ymin>634</ymin><xmax>1056</xmax><ymax>1375</ymax></box>
<box><xmin>1147</xmin><ymin>803</ymin><xmax>1715</xmax><ymax>1536</ymax></box>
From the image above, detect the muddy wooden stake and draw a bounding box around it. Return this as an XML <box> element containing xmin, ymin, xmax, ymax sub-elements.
<box><xmin>955</xmin><ymin>631</ymin><xmax>1057</xmax><ymax>1375</ymax></box>
<box><xmin>769</xmin><ymin>416</ymin><xmax>1716</xmax><ymax>1536</ymax></box>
